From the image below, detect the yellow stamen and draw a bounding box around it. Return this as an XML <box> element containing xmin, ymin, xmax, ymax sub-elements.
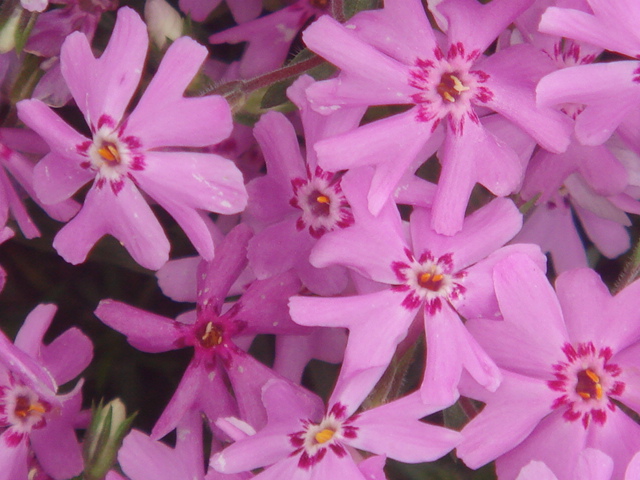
<box><xmin>585</xmin><ymin>369</ymin><xmax>600</xmax><ymax>384</ymax></box>
<box><xmin>595</xmin><ymin>383</ymin><xmax>603</xmax><ymax>400</ymax></box>
<box><xmin>98</xmin><ymin>144</ymin><xmax>120</xmax><ymax>163</ymax></box>
<box><xmin>442</xmin><ymin>91</ymin><xmax>455</xmax><ymax>103</ymax></box>
<box><xmin>315</xmin><ymin>429</ymin><xmax>334</xmax><ymax>444</ymax></box>
<box><xmin>420</xmin><ymin>272</ymin><xmax>432</xmax><ymax>284</ymax></box>
<box><xmin>451</xmin><ymin>75</ymin><xmax>470</xmax><ymax>93</ymax></box>
<box><xmin>316</xmin><ymin>195</ymin><xmax>330</xmax><ymax>204</ymax></box>
<box><xmin>29</xmin><ymin>403</ymin><xmax>46</xmax><ymax>414</ymax></box>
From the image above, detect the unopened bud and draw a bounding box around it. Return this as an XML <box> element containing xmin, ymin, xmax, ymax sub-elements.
<box><xmin>145</xmin><ymin>0</ymin><xmax>184</xmax><ymax>49</ymax></box>
<box><xmin>84</xmin><ymin>399</ymin><xmax>136</xmax><ymax>480</ymax></box>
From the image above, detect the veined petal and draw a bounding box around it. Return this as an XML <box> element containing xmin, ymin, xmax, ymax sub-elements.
<box><xmin>60</xmin><ymin>7</ymin><xmax>148</xmax><ymax>128</ymax></box>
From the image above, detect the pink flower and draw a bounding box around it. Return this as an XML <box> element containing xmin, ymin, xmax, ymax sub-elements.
<box><xmin>458</xmin><ymin>254</ymin><xmax>640</xmax><ymax>479</ymax></box>
<box><xmin>17</xmin><ymin>7</ymin><xmax>247</xmax><ymax>270</ymax></box>
<box><xmin>0</xmin><ymin>304</ymin><xmax>92</xmax><ymax>479</ymax></box>
<box><xmin>302</xmin><ymin>0</ymin><xmax>571</xmax><ymax>234</ymax></box>
<box><xmin>210</xmin><ymin>379</ymin><xmax>460</xmax><ymax>479</ymax></box>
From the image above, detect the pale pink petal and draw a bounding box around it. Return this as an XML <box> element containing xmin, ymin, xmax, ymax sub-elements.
<box><xmin>458</xmin><ymin>372</ymin><xmax>557</xmax><ymax>469</ymax></box>
<box><xmin>493</xmin><ymin>254</ymin><xmax>569</xmax><ymax>346</ymax></box>
<box><xmin>126</xmin><ymin>37</ymin><xmax>232</xmax><ymax>148</ymax></box>
<box><xmin>495</xmin><ymin>410</ymin><xmax>586</xmax><ymax>480</ymax></box>
<box><xmin>253</xmin><ymin>111</ymin><xmax>305</xmax><ymax>182</ymax></box>
<box><xmin>347</xmin><ymin>0</ymin><xmax>436</xmax><ymax>63</ymax></box>
<box><xmin>53</xmin><ymin>181</ymin><xmax>170</xmax><ymax>270</ymax></box>
<box><xmin>586</xmin><ymin>410</ymin><xmax>640</xmax><ymax>480</ymax></box>
<box><xmin>411</xmin><ymin>198</ymin><xmax>522</xmax><ymax>270</ymax></box>
<box><xmin>575</xmin><ymin>449</ymin><xmax>614</xmax><ymax>480</ymax></box>
<box><xmin>41</xmin><ymin>328</ymin><xmax>93</xmax><ymax>385</ymax></box>
<box><xmin>30</xmin><ymin>383</ymin><xmax>84</xmax><ymax>479</ymax></box>
<box><xmin>119</xmin><ymin>429</ymin><xmax>192</xmax><ymax>480</ymax></box>
<box><xmin>539</xmin><ymin>6</ymin><xmax>640</xmax><ymax>57</ymax></box>
<box><xmin>60</xmin><ymin>7</ymin><xmax>148</xmax><ymax>127</ymax></box>
<box><xmin>349</xmin><ymin>392</ymin><xmax>460</xmax><ymax>463</ymax></box>
<box><xmin>515</xmin><ymin>460</ymin><xmax>557</xmax><ymax>480</ymax></box>
<box><xmin>0</xmin><ymin>434</ymin><xmax>28</xmax><ymax>480</ymax></box>
<box><xmin>14</xmin><ymin>303</ymin><xmax>56</xmax><ymax>357</ymax></box>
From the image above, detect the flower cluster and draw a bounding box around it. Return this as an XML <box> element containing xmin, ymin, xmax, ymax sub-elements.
<box><xmin>2</xmin><ymin>0</ymin><xmax>640</xmax><ymax>479</ymax></box>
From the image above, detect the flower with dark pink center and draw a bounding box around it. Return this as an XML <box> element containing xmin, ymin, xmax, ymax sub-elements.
<box><xmin>459</xmin><ymin>255</ymin><xmax>640</xmax><ymax>480</ymax></box>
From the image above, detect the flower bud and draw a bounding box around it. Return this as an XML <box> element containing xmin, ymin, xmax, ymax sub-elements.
<box><xmin>83</xmin><ymin>399</ymin><xmax>136</xmax><ymax>480</ymax></box>
<box><xmin>145</xmin><ymin>0</ymin><xmax>183</xmax><ymax>49</ymax></box>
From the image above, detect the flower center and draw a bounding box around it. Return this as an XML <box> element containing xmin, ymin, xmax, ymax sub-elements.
<box><xmin>290</xmin><ymin>166</ymin><xmax>354</xmax><ymax>239</ymax></box>
<box><xmin>437</xmin><ymin>72</ymin><xmax>470</xmax><ymax>103</ymax></box>
<box><xmin>548</xmin><ymin>342</ymin><xmax>625</xmax><ymax>428</ymax></box>
<box><xmin>391</xmin><ymin>249</ymin><xmax>466</xmax><ymax>313</ymax></box>
<box><xmin>418</xmin><ymin>268</ymin><xmax>445</xmax><ymax>291</ymax></box>
<box><xmin>575</xmin><ymin>368</ymin><xmax>603</xmax><ymax>400</ymax></box>
<box><xmin>314</xmin><ymin>428</ymin><xmax>335</xmax><ymax>444</ymax></box>
<box><xmin>97</xmin><ymin>141</ymin><xmax>121</xmax><ymax>165</ymax></box>
<box><xmin>14</xmin><ymin>396</ymin><xmax>46</xmax><ymax>419</ymax></box>
<box><xmin>199</xmin><ymin>322</ymin><xmax>224</xmax><ymax>349</ymax></box>
<box><xmin>308</xmin><ymin>190</ymin><xmax>331</xmax><ymax>217</ymax></box>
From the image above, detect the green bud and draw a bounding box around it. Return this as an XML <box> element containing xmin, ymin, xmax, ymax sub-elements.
<box><xmin>83</xmin><ymin>399</ymin><xmax>136</xmax><ymax>480</ymax></box>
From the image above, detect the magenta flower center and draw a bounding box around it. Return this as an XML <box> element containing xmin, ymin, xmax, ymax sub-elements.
<box><xmin>198</xmin><ymin>321</ymin><xmax>224</xmax><ymax>349</ymax></box>
<box><xmin>548</xmin><ymin>342</ymin><xmax>625</xmax><ymax>429</ymax></box>
<box><xmin>289</xmin><ymin>404</ymin><xmax>358</xmax><ymax>470</ymax></box>
<box><xmin>392</xmin><ymin>249</ymin><xmax>466</xmax><ymax>313</ymax></box>
<box><xmin>0</xmin><ymin>379</ymin><xmax>52</xmax><ymax>446</ymax></box>
<box><xmin>408</xmin><ymin>44</ymin><xmax>492</xmax><ymax>133</ymax></box>
<box><xmin>437</xmin><ymin>72</ymin><xmax>470</xmax><ymax>103</ymax></box>
<box><xmin>290</xmin><ymin>166</ymin><xmax>354</xmax><ymax>239</ymax></box>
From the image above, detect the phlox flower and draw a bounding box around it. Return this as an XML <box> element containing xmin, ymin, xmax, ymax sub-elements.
<box><xmin>0</xmin><ymin>128</ymin><xmax>79</xmax><ymax>239</ymax></box>
<box><xmin>458</xmin><ymin>255</ymin><xmax>640</xmax><ymax>479</ymax></box>
<box><xmin>95</xmin><ymin>224</ymin><xmax>307</xmax><ymax>440</ymax></box>
<box><xmin>210</xmin><ymin>379</ymin><xmax>460</xmax><ymax>480</ymax></box>
<box><xmin>244</xmin><ymin>75</ymin><xmax>364</xmax><ymax>295</ymax></box>
<box><xmin>17</xmin><ymin>7</ymin><xmax>247</xmax><ymax>270</ymax></box>
<box><xmin>0</xmin><ymin>304</ymin><xmax>93</xmax><ymax>480</ymax></box>
<box><xmin>536</xmin><ymin>1</ymin><xmax>640</xmax><ymax>148</ymax></box>
<box><xmin>290</xmin><ymin>168</ymin><xmax>545</xmax><ymax>407</ymax></box>
<box><xmin>302</xmin><ymin>0</ymin><xmax>571</xmax><ymax>234</ymax></box>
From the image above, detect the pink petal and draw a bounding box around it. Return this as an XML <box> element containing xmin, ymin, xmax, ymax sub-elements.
<box><xmin>119</xmin><ymin>429</ymin><xmax>193</xmax><ymax>480</ymax></box>
<box><xmin>494</xmin><ymin>410</ymin><xmax>586</xmax><ymax>480</ymax></box>
<box><xmin>53</xmin><ymin>181</ymin><xmax>170</xmax><ymax>270</ymax></box>
<box><xmin>14</xmin><ymin>303</ymin><xmax>56</xmax><ymax>357</ymax></box>
<box><xmin>60</xmin><ymin>7</ymin><xmax>148</xmax><ymax>128</ymax></box>
<box><xmin>95</xmin><ymin>300</ymin><xmax>184</xmax><ymax>353</ymax></box>
<box><xmin>458</xmin><ymin>372</ymin><xmax>557</xmax><ymax>469</ymax></box>
<box><xmin>126</xmin><ymin>37</ymin><xmax>232</xmax><ymax>148</ymax></box>
<box><xmin>42</xmin><ymin>328</ymin><xmax>93</xmax><ymax>385</ymax></box>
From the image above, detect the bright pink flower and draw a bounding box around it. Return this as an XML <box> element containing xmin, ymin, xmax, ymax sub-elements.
<box><xmin>0</xmin><ymin>304</ymin><xmax>92</xmax><ymax>480</ymax></box>
<box><xmin>210</xmin><ymin>379</ymin><xmax>460</xmax><ymax>479</ymax></box>
<box><xmin>95</xmin><ymin>225</ymin><xmax>307</xmax><ymax>440</ymax></box>
<box><xmin>17</xmin><ymin>7</ymin><xmax>247</xmax><ymax>270</ymax></box>
<box><xmin>458</xmin><ymin>255</ymin><xmax>640</xmax><ymax>480</ymax></box>
<box><xmin>302</xmin><ymin>0</ymin><xmax>571</xmax><ymax>234</ymax></box>
<box><xmin>244</xmin><ymin>75</ymin><xmax>363</xmax><ymax>295</ymax></box>
<box><xmin>291</xmin><ymin>169</ymin><xmax>545</xmax><ymax>407</ymax></box>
